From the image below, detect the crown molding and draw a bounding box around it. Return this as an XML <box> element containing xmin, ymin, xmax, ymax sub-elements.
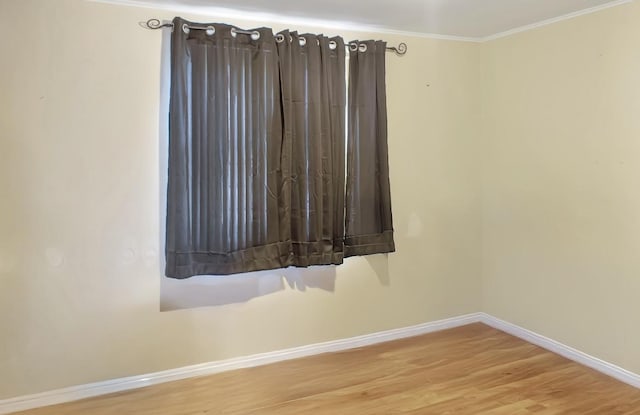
<box><xmin>88</xmin><ymin>0</ymin><xmax>480</xmax><ymax>42</ymax></box>
<box><xmin>90</xmin><ymin>0</ymin><xmax>633</xmax><ymax>43</ymax></box>
<box><xmin>481</xmin><ymin>0</ymin><xmax>633</xmax><ymax>41</ymax></box>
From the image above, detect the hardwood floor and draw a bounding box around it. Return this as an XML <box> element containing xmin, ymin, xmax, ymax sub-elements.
<box><xmin>12</xmin><ymin>323</ymin><xmax>640</xmax><ymax>414</ymax></box>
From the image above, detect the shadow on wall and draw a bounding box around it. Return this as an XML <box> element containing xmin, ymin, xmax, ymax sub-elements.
<box><xmin>365</xmin><ymin>255</ymin><xmax>391</xmax><ymax>286</ymax></box>
<box><xmin>159</xmin><ymin>253</ymin><xmax>393</xmax><ymax>311</ymax></box>
<box><xmin>159</xmin><ymin>266</ymin><xmax>338</xmax><ymax>311</ymax></box>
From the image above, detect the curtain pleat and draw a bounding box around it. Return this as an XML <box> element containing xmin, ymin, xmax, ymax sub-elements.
<box><xmin>345</xmin><ymin>41</ymin><xmax>395</xmax><ymax>257</ymax></box>
<box><xmin>166</xmin><ymin>18</ymin><xmax>288</xmax><ymax>277</ymax></box>
<box><xmin>277</xmin><ymin>31</ymin><xmax>346</xmax><ymax>267</ymax></box>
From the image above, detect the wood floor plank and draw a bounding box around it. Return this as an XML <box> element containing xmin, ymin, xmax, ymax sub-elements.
<box><xmin>11</xmin><ymin>323</ymin><xmax>640</xmax><ymax>414</ymax></box>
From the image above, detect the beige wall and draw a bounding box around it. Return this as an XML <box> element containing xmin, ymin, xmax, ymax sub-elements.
<box><xmin>0</xmin><ymin>0</ymin><xmax>482</xmax><ymax>398</ymax></box>
<box><xmin>6</xmin><ymin>0</ymin><xmax>638</xmax><ymax>402</ymax></box>
<box><xmin>481</xmin><ymin>1</ymin><xmax>640</xmax><ymax>374</ymax></box>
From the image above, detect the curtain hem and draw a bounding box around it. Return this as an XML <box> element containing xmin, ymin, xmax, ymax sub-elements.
<box><xmin>166</xmin><ymin>240</ymin><xmax>345</xmax><ymax>278</ymax></box>
<box><xmin>344</xmin><ymin>230</ymin><xmax>395</xmax><ymax>257</ymax></box>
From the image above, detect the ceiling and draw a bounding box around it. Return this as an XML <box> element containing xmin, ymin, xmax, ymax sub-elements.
<box><xmin>109</xmin><ymin>0</ymin><xmax>630</xmax><ymax>40</ymax></box>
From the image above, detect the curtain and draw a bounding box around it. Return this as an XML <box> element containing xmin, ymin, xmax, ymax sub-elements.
<box><xmin>165</xmin><ymin>18</ymin><xmax>393</xmax><ymax>278</ymax></box>
<box><xmin>277</xmin><ymin>31</ymin><xmax>346</xmax><ymax>267</ymax></box>
<box><xmin>345</xmin><ymin>41</ymin><xmax>396</xmax><ymax>256</ymax></box>
<box><xmin>166</xmin><ymin>18</ymin><xmax>288</xmax><ymax>277</ymax></box>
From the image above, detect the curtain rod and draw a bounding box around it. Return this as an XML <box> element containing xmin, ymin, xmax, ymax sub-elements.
<box><xmin>141</xmin><ymin>19</ymin><xmax>407</xmax><ymax>56</ymax></box>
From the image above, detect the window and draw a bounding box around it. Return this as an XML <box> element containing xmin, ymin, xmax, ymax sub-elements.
<box><xmin>165</xmin><ymin>17</ymin><xmax>394</xmax><ymax>278</ymax></box>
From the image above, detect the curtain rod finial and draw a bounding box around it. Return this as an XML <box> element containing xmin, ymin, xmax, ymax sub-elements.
<box><xmin>141</xmin><ymin>18</ymin><xmax>173</xmax><ymax>30</ymax></box>
<box><xmin>387</xmin><ymin>42</ymin><xmax>407</xmax><ymax>56</ymax></box>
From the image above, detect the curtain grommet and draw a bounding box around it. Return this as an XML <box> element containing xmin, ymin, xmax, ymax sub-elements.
<box><xmin>329</xmin><ymin>40</ymin><xmax>337</xmax><ymax>50</ymax></box>
<box><xmin>182</xmin><ymin>23</ymin><xmax>190</xmax><ymax>34</ymax></box>
<box><xmin>299</xmin><ymin>37</ymin><xmax>307</xmax><ymax>46</ymax></box>
<box><xmin>275</xmin><ymin>33</ymin><xmax>285</xmax><ymax>43</ymax></box>
<box><xmin>205</xmin><ymin>26</ymin><xmax>215</xmax><ymax>36</ymax></box>
<box><xmin>359</xmin><ymin>43</ymin><xmax>367</xmax><ymax>52</ymax></box>
<box><xmin>251</xmin><ymin>31</ymin><xmax>260</xmax><ymax>40</ymax></box>
<box><xmin>230</xmin><ymin>27</ymin><xmax>237</xmax><ymax>38</ymax></box>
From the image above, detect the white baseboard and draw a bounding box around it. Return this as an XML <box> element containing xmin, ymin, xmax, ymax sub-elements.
<box><xmin>3</xmin><ymin>312</ymin><xmax>639</xmax><ymax>414</ymax></box>
<box><xmin>479</xmin><ymin>313</ymin><xmax>640</xmax><ymax>389</ymax></box>
<box><xmin>0</xmin><ymin>313</ymin><xmax>483</xmax><ymax>414</ymax></box>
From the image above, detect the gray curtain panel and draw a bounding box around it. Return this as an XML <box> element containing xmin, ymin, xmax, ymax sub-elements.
<box><xmin>166</xmin><ymin>18</ymin><xmax>288</xmax><ymax>277</ymax></box>
<box><xmin>345</xmin><ymin>41</ymin><xmax>396</xmax><ymax>256</ymax></box>
<box><xmin>277</xmin><ymin>31</ymin><xmax>346</xmax><ymax>267</ymax></box>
